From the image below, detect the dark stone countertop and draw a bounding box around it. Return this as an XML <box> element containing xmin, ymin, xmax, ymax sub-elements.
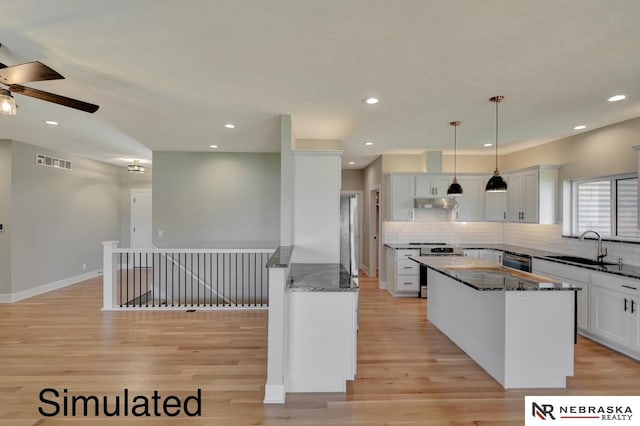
<box><xmin>386</xmin><ymin>242</ymin><xmax>640</xmax><ymax>281</ymax></box>
<box><xmin>412</xmin><ymin>257</ymin><xmax>580</xmax><ymax>292</ymax></box>
<box><xmin>266</xmin><ymin>246</ymin><xmax>293</xmax><ymax>268</ymax></box>
<box><xmin>287</xmin><ymin>263</ymin><xmax>358</xmax><ymax>292</ymax></box>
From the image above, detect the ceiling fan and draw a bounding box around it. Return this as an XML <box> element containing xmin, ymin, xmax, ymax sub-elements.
<box><xmin>0</xmin><ymin>44</ymin><xmax>99</xmax><ymax>115</ymax></box>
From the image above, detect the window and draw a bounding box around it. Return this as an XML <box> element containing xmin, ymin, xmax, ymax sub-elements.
<box><xmin>572</xmin><ymin>174</ymin><xmax>639</xmax><ymax>239</ymax></box>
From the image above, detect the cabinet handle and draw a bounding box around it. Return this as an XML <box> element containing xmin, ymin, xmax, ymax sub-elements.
<box><xmin>435</xmin><ymin>188</ymin><xmax>437</xmax><ymax>195</ymax></box>
<box><xmin>624</xmin><ymin>298</ymin><xmax>629</xmax><ymax>312</ymax></box>
<box><xmin>633</xmin><ymin>300</ymin><xmax>637</xmax><ymax>314</ymax></box>
<box><xmin>403</xmin><ymin>282</ymin><xmax>413</xmax><ymax>285</ymax></box>
<box><xmin>622</xmin><ymin>285</ymin><xmax>638</xmax><ymax>291</ymax></box>
<box><xmin>403</xmin><ymin>266</ymin><xmax>413</xmax><ymax>270</ymax></box>
<box><xmin>503</xmin><ymin>212</ymin><xmax>506</xmax><ymax>220</ymax></box>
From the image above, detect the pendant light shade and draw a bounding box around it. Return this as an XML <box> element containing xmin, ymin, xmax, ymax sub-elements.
<box><xmin>447</xmin><ymin>121</ymin><xmax>463</xmax><ymax>196</ymax></box>
<box><xmin>485</xmin><ymin>96</ymin><xmax>508</xmax><ymax>192</ymax></box>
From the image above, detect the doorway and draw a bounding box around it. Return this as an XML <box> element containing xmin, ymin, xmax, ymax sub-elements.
<box><xmin>340</xmin><ymin>191</ymin><xmax>362</xmax><ymax>276</ymax></box>
<box><xmin>369</xmin><ymin>187</ymin><xmax>380</xmax><ymax>278</ymax></box>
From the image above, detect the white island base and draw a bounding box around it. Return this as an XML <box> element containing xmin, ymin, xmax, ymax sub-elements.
<box><xmin>428</xmin><ymin>269</ymin><xmax>575</xmax><ymax>389</ymax></box>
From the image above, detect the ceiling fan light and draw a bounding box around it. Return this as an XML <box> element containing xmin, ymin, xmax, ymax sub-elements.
<box><xmin>0</xmin><ymin>89</ymin><xmax>16</xmax><ymax>115</ymax></box>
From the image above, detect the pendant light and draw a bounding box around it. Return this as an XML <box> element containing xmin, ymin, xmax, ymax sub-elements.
<box><xmin>446</xmin><ymin>121</ymin><xmax>463</xmax><ymax>196</ymax></box>
<box><xmin>485</xmin><ymin>95</ymin><xmax>508</xmax><ymax>192</ymax></box>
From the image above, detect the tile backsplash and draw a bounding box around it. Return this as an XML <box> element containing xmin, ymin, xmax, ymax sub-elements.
<box><xmin>384</xmin><ymin>209</ymin><xmax>640</xmax><ymax>266</ymax></box>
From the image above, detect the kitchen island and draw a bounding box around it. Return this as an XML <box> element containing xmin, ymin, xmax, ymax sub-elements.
<box><xmin>411</xmin><ymin>256</ymin><xmax>579</xmax><ymax>389</ymax></box>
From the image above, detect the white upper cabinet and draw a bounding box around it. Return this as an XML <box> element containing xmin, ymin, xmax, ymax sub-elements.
<box><xmin>484</xmin><ymin>188</ymin><xmax>508</xmax><ymax>222</ymax></box>
<box><xmin>454</xmin><ymin>175</ymin><xmax>485</xmax><ymax>222</ymax></box>
<box><xmin>386</xmin><ymin>174</ymin><xmax>415</xmax><ymax>221</ymax></box>
<box><xmin>415</xmin><ymin>174</ymin><xmax>451</xmax><ymax>197</ymax></box>
<box><xmin>506</xmin><ymin>166</ymin><xmax>558</xmax><ymax>224</ymax></box>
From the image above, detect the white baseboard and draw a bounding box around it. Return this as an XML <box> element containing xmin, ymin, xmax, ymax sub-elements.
<box><xmin>0</xmin><ymin>269</ymin><xmax>101</xmax><ymax>303</ymax></box>
<box><xmin>263</xmin><ymin>385</ymin><xmax>286</xmax><ymax>404</ymax></box>
<box><xmin>361</xmin><ymin>265</ymin><xmax>371</xmax><ymax>277</ymax></box>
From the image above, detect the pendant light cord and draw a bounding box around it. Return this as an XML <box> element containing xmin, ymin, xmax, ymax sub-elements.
<box><xmin>454</xmin><ymin>124</ymin><xmax>457</xmax><ymax>178</ymax></box>
<box><xmin>495</xmin><ymin>100</ymin><xmax>499</xmax><ymax>171</ymax></box>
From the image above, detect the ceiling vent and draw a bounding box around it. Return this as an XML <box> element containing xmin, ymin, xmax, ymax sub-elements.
<box><xmin>36</xmin><ymin>154</ymin><xmax>72</xmax><ymax>170</ymax></box>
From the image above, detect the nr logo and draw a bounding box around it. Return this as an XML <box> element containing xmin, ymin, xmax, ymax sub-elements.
<box><xmin>532</xmin><ymin>402</ymin><xmax>556</xmax><ymax>420</ymax></box>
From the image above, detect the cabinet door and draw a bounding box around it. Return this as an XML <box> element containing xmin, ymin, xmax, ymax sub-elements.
<box><xmin>455</xmin><ymin>176</ymin><xmax>484</xmax><ymax>221</ymax></box>
<box><xmin>522</xmin><ymin>169</ymin><xmax>539</xmax><ymax>223</ymax></box>
<box><xmin>507</xmin><ymin>173</ymin><xmax>523</xmax><ymax>221</ymax></box>
<box><xmin>630</xmin><ymin>297</ymin><xmax>640</xmax><ymax>353</ymax></box>
<box><xmin>432</xmin><ymin>175</ymin><xmax>452</xmax><ymax>197</ymax></box>
<box><xmin>590</xmin><ymin>284</ymin><xmax>628</xmax><ymax>347</ymax></box>
<box><xmin>391</xmin><ymin>175</ymin><xmax>415</xmax><ymax>221</ymax></box>
<box><xmin>416</xmin><ymin>174</ymin><xmax>451</xmax><ymax>197</ymax></box>
<box><xmin>484</xmin><ymin>191</ymin><xmax>507</xmax><ymax>221</ymax></box>
<box><xmin>415</xmin><ymin>175</ymin><xmax>432</xmax><ymax>197</ymax></box>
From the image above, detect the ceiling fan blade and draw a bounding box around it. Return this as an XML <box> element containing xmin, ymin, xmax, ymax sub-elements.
<box><xmin>0</xmin><ymin>61</ymin><xmax>65</xmax><ymax>85</ymax></box>
<box><xmin>9</xmin><ymin>84</ymin><xmax>99</xmax><ymax>113</ymax></box>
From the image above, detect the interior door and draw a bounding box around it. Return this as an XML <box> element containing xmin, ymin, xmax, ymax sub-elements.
<box><xmin>131</xmin><ymin>189</ymin><xmax>153</xmax><ymax>249</ymax></box>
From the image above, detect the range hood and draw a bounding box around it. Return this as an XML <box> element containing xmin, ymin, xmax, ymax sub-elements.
<box><xmin>414</xmin><ymin>197</ymin><xmax>458</xmax><ymax>210</ymax></box>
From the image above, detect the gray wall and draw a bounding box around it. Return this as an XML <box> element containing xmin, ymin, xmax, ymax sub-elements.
<box><xmin>153</xmin><ymin>152</ymin><xmax>280</xmax><ymax>248</ymax></box>
<box><xmin>10</xmin><ymin>141</ymin><xmax>120</xmax><ymax>293</ymax></box>
<box><xmin>0</xmin><ymin>140</ymin><xmax>11</xmax><ymax>294</ymax></box>
<box><xmin>341</xmin><ymin>169</ymin><xmax>364</xmax><ymax>191</ymax></box>
<box><xmin>119</xmin><ymin>168</ymin><xmax>153</xmax><ymax>247</ymax></box>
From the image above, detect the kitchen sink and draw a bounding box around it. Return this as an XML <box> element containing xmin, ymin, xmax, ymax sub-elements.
<box><xmin>545</xmin><ymin>255</ymin><xmax>616</xmax><ymax>266</ymax></box>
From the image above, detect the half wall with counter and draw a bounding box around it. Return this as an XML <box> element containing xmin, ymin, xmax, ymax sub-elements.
<box><xmin>264</xmin><ymin>246</ymin><xmax>359</xmax><ymax>404</ymax></box>
<box><xmin>411</xmin><ymin>256</ymin><xmax>579</xmax><ymax>389</ymax></box>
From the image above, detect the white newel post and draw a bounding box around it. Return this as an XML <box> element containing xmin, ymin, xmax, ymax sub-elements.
<box><xmin>102</xmin><ymin>241</ymin><xmax>119</xmax><ymax>310</ymax></box>
<box><xmin>264</xmin><ymin>266</ymin><xmax>288</xmax><ymax>404</ymax></box>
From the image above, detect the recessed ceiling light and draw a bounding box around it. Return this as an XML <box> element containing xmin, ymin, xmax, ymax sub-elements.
<box><xmin>224</xmin><ymin>123</ymin><xmax>235</xmax><ymax>129</ymax></box>
<box><xmin>608</xmin><ymin>94</ymin><xmax>626</xmax><ymax>102</ymax></box>
<box><xmin>362</xmin><ymin>97</ymin><xmax>379</xmax><ymax>105</ymax></box>
<box><xmin>483</xmin><ymin>143</ymin><xmax>493</xmax><ymax>147</ymax></box>
<box><xmin>348</xmin><ymin>161</ymin><xmax>356</xmax><ymax>165</ymax></box>
<box><xmin>44</xmin><ymin>120</ymin><xmax>59</xmax><ymax>126</ymax></box>
<box><xmin>573</xmin><ymin>125</ymin><xmax>587</xmax><ymax>130</ymax></box>
<box><xmin>365</xmin><ymin>141</ymin><xmax>374</xmax><ymax>146</ymax></box>
<box><xmin>210</xmin><ymin>144</ymin><xmax>219</xmax><ymax>149</ymax></box>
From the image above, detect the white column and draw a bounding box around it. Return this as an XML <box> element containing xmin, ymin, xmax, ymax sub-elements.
<box><xmin>264</xmin><ymin>266</ymin><xmax>288</xmax><ymax>404</ymax></box>
<box><xmin>102</xmin><ymin>241</ymin><xmax>119</xmax><ymax>310</ymax></box>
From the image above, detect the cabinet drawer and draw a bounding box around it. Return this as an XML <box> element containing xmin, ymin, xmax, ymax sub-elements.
<box><xmin>397</xmin><ymin>259</ymin><xmax>419</xmax><ymax>275</ymax></box>
<box><xmin>591</xmin><ymin>271</ymin><xmax>640</xmax><ymax>296</ymax></box>
<box><xmin>533</xmin><ymin>259</ymin><xmax>590</xmax><ymax>283</ymax></box>
<box><xmin>396</xmin><ymin>249</ymin><xmax>420</xmax><ymax>259</ymax></box>
<box><xmin>397</xmin><ymin>275</ymin><xmax>419</xmax><ymax>291</ymax></box>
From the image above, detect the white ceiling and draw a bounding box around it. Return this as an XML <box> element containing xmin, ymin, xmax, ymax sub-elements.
<box><xmin>1</xmin><ymin>0</ymin><xmax>640</xmax><ymax>169</ymax></box>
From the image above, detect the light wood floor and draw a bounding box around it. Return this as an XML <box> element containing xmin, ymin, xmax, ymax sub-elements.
<box><xmin>1</xmin><ymin>274</ymin><xmax>638</xmax><ymax>425</ymax></box>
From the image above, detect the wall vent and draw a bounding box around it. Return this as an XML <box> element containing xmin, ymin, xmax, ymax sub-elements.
<box><xmin>36</xmin><ymin>154</ymin><xmax>72</xmax><ymax>170</ymax></box>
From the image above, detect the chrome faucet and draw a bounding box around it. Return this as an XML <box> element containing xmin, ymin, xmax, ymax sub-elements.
<box><xmin>579</xmin><ymin>230</ymin><xmax>607</xmax><ymax>263</ymax></box>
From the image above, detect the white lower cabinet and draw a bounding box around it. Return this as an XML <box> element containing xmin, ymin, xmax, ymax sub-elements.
<box><xmin>386</xmin><ymin>248</ymin><xmax>420</xmax><ymax>296</ymax></box>
<box><xmin>590</xmin><ymin>284</ymin><xmax>629</xmax><ymax>347</ymax></box>
<box><xmin>589</xmin><ymin>272</ymin><xmax>640</xmax><ymax>358</ymax></box>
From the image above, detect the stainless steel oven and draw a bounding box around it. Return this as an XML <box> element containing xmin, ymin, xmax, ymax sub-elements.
<box><xmin>419</xmin><ymin>245</ymin><xmax>463</xmax><ymax>298</ymax></box>
<box><xmin>502</xmin><ymin>252</ymin><xmax>532</xmax><ymax>272</ymax></box>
